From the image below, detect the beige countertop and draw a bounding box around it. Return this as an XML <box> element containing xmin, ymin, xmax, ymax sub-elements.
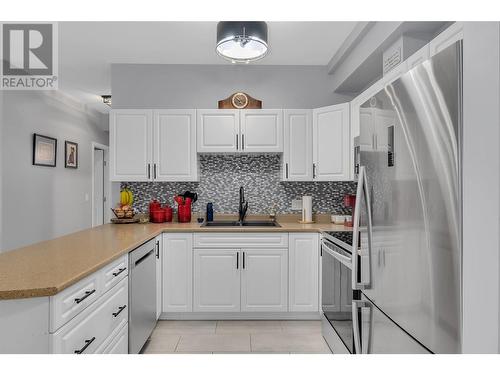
<box><xmin>0</xmin><ymin>215</ymin><xmax>351</xmax><ymax>300</ymax></box>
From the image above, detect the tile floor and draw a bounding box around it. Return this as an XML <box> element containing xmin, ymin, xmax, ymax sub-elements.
<box><xmin>141</xmin><ymin>320</ymin><xmax>332</xmax><ymax>354</ymax></box>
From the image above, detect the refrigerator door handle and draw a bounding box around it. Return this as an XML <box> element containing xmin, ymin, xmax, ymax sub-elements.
<box><xmin>352</xmin><ymin>299</ymin><xmax>373</xmax><ymax>354</ymax></box>
<box><xmin>352</xmin><ymin>166</ymin><xmax>373</xmax><ymax>290</ymax></box>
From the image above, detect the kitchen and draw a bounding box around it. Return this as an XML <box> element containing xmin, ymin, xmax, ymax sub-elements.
<box><xmin>1</xmin><ymin>2</ymin><xmax>500</xmax><ymax>371</ymax></box>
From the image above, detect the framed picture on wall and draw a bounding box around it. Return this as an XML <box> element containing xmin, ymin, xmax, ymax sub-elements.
<box><xmin>65</xmin><ymin>141</ymin><xmax>78</xmax><ymax>169</ymax></box>
<box><xmin>33</xmin><ymin>133</ymin><xmax>57</xmax><ymax>167</ymax></box>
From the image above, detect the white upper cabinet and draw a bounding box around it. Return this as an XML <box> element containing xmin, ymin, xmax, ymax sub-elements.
<box><xmin>240</xmin><ymin>109</ymin><xmax>283</xmax><ymax>152</ymax></box>
<box><xmin>312</xmin><ymin>103</ymin><xmax>350</xmax><ymax>181</ymax></box>
<box><xmin>110</xmin><ymin>110</ymin><xmax>153</xmax><ymax>181</ymax></box>
<box><xmin>283</xmin><ymin>110</ymin><xmax>313</xmax><ymax>181</ymax></box>
<box><xmin>197</xmin><ymin>109</ymin><xmax>240</xmax><ymax>153</ymax></box>
<box><xmin>110</xmin><ymin>109</ymin><xmax>197</xmax><ymax>182</ymax></box>
<box><xmin>154</xmin><ymin>110</ymin><xmax>197</xmax><ymax>181</ymax></box>
<box><xmin>197</xmin><ymin>109</ymin><xmax>283</xmax><ymax>153</ymax></box>
<box><xmin>429</xmin><ymin>22</ymin><xmax>463</xmax><ymax>57</ymax></box>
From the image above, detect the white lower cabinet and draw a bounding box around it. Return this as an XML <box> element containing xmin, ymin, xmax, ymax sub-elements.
<box><xmin>289</xmin><ymin>233</ymin><xmax>319</xmax><ymax>312</ymax></box>
<box><xmin>193</xmin><ymin>249</ymin><xmax>240</xmax><ymax>312</ymax></box>
<box><xmin>240</xmin><ymin>249</ymin><xmax>288</xmax><ymax>312</ymax></box>
<box><xmin>51</xmin><ymin>277</ymin><xmax>128</xmax><ymax>354</ymax></box>
<box><xmin>162</xmin><ymin>233</ymin><xmax>193</xmax><ymax>312</ymax></box>
<box><xmin>155</xmin><ymin>235</ymin><xmax>162</xmax><ymax>319</ymax></box>
<box><xmin>99</xmin><ymin>324</ymin><xmax>128</xmax><ymax>354</ymax></box>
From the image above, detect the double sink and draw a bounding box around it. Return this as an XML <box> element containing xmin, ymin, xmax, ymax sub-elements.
<box><xmin>202</xmin><ymin>220</ymin><xmax>281</xmax><ymax>227</ymax></box>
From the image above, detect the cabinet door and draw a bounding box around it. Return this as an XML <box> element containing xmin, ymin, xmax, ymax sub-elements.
<box><xmin>197</xmin><ymin>110</ymin><xmax>240</xmax><ymax>152</ymax></box>
<box><xmin>241</xmin><ymin>249</ymin><xmax>288</xmax><ymax>312</ymax></box>
<box><xmin>155</xmin><ymin>235</ymin><xmax>162</xmax><ymax>319</ymax></box>
<box><xmin>193</xmin><ymin>249</ymin><xmax>240</xmax><ymax>312</ymax></box>
<box><xmin>373</xmin><ymin>108</ymin><xmax>395</xmax><ymax>152</ymax></box>
<box><xmin>240</xmin><ymin>109</ymin><xmax>283</xmax><ymax>152</ymax></box>
<box><xmin>109</xmin><ymin>110</ymin><xmax>152</xmax><ymax>181</ymax></box>
<box><xmin>312</xmin><ymin>103</ymin><xmax>350</xmax><ymax>181</ymax></box>
<box><xmin>162</xmin><ymin>233</ymin><xmax>193</xmax><ymax>312</ymax></box>
<box><xmin>289</xmin><ymin>233</ymin><xmax>319</xmax><ymax>312</ymax></box>
<box><xmin>283</xmin><ymin>110</ymin><xmax>313</xmax><ymax>181</ymax></box>
<box><xmin>429</xmin><ymin>22</ymin><xmax>463</xmax><ymax>57</ymax></box>
<box><xmin>154</xmin><ymin>110</ymin><xmax>198</xmax><ymax>181</ymax></box>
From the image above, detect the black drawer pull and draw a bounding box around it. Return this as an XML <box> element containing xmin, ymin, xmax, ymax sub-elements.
<box><xmin>112</xmin><ymin>267</ymin><xmax>126</xmax><ymax>277</ymax></box>
<box><xmin>112</xmin><ymin>305</ymin><xmax>127</xmax><ymax>318</ymax></box>
<box><xmin>74</xmin><ymin>337</ymin><xmax>95</xmax><ymax>354</ymax></box>
<box><xmin>74</xmin><ymin>289</ymin><xmax>96</xmax><ymax>304</ymax></box>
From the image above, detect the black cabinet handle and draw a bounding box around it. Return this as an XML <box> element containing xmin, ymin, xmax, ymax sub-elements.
<box><xmin>74</xmin><ymin>337</ymin><xmax>96</xmax><ymax>354</ymax></box>
<box><xmin>112</xmin><ymin>267</ymin><xmax>126</xmax><ymax>277</ymax></box>
<box><xmin>112</xmin><ymin>305</ymin><xmax>127</xmax><ymax>318</ymax></box>
<box><xmin>147</xmin><ymin>163</ymin><xmax>151</xmax><ymax>179</ymax></box>
<box><xmin>74</xmin><ymin>289</ymin><xmax>96</xmax><ymax>304</ymax></box>
<box><xmin>242</xmin><ymin>134</ymin><xmax>245</xmax><ymax>150</ymax></box>
<box><xmin>312</xmin><ymin>163</ymin><xmax>316</xmax><ymax>179</ymax></box>
<box><xmin>236</xmin><ymin>134</ymin><xmax>239</xmax><ymax>150</ymax></box>
<box><xmin>154</xmin><ymin>164</ymin><xmax>157</xmax><ymax>179</ymax></box>
<box><xmin>285</xmin><ymin>163</ymin><xmax>289</xmax><ymax>179</ymax></box>
<box><xmin>156</xmin><ymin>241</ymin><xmax>160</xmax><ymax>259</ymax></box>
<box><xmin>243</xmin><ymin>251</ymin><xmax>245</xmax><ymax>269</ymax></box>
<box><xmin>236</xmin><ymin>252</ymin><xmax>239</xmax><ymax>269</ymax></box>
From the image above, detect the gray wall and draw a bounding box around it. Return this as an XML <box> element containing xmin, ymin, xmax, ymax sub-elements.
<box><xmin>111</xmin><ymin>64</ymin><xmax>352</xmax><ymax>109</ymax></box>
<box><xmin>0</xmin><ymin>91</ymin><xmax>108</xmax><ymax>252</ymax></box>
<box><xmin>462</xmin><ymin>22</ymin><xmax>500</xmax><ymax>353</ymax></box>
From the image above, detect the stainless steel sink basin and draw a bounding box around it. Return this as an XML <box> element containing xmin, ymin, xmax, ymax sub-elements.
<box><xmin>202</xmin><ymin>220</ymin><xmax>281</xmax><ymax>227</ymax></box>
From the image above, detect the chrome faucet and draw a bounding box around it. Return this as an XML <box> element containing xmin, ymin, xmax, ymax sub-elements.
<box><xmin>238</xmin><ymin>186</ymin><xmax>248</xmax><ymax>224</ymax></box>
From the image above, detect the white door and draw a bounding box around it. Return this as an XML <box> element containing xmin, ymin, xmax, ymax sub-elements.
<box><xmin>93</xmin><ymin>149</ymin><xmax>104</xmax><ymax>226</ymax></box>
<box><xmin>155</xmin><ymin>235</ymin><xmax>162</xmax><ymax>319</ymax></box>
<box><xmin>240</xmin><ymin>249</ymin><xmax>288</xmax><ymax>312</ymax></box>
<box><xmin>312</xmin><ymin>103</ymin><xmax>350</xmax><ymax>181</ymax></box>
<box><xmin>283</xmin><ymin>110</ymin><xmax>313</xmax><ymax>181</ymax></box>
<box><xmin>162</xmin><ymin>233</ymin><xmax>193</xmax><ymax>312</ymax></box>
<box><xmin>240</xmin><ymin>109</ymin><xmax>283</xmax><ymax>152</ymax></box>
<box><xmin>193</xmin><ymin>249</ymin><xmax>240</xmax><ymax>312</ymax></box>
<box><xmin>289</xmin><ymin>233</ymin><xmax>319</xmax><ymax>312</ymax></box>
<box><xmin>109</xmin><ymin>110</ymin><xmax>152</xmax><ymax>181</ymax></box>
<box><xmin>154</xmin><ymin>110</ymin><xmax>198</xmax><ymax>181</ymax></box>
<box><xmin>197</xmin><ymin>110</ymin><xmax>240</xmax><ymax>152</ymax></box>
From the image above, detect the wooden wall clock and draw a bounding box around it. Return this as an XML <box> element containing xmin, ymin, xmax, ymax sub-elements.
<box><xmin>218</xmin><ymin>92</ymin><xmax>262</xmax><ymax>109</ymax></box>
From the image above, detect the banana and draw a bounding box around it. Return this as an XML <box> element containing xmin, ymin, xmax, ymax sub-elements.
<box><xmin>127</xmin><ymin>189</ymin><xmax>134</xmax><ymax>205</ymax></box>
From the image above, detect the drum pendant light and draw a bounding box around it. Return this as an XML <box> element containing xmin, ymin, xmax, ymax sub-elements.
<box><xmin>216</xmin><ymin>21</ymin><xmax>268</xmax><ymax>63</ymax></box>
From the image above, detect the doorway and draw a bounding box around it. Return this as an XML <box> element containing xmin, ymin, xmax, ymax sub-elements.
<box><xmin>91</xmin><ymin>142</ymin><xmax>111</xmax><ymax>227</ymax></box>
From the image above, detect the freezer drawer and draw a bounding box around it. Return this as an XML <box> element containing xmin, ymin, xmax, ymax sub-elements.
<box><xmin>353</xmin><ymin>294</ymin><xmax>430</xmax><ymax>354</ymax></box>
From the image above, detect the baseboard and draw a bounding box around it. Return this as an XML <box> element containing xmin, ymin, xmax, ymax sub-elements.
<box><xmin>159</xmin><ymin>311</ymin><xmax>321</xmax><ymax>320</ymax></box>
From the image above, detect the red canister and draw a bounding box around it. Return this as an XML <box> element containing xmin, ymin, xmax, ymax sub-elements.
<box><xmin>164</xmin><ymin>206</ymin><xmax>173</xmax><ymax>222</ymax></box>
<box><xmin>150</xmin><ymin>209</ymin><xmax>165</xmax><ymax>223</ymax></box>
<box><xmin>177</xmin><ymin>204</ymin><xmax>191</xmax><ymax>223</ymax></box>
<box><xmin>149</xmin><ymin>199</ymin><xmax>161</xmax><ymax>212</ymax></box>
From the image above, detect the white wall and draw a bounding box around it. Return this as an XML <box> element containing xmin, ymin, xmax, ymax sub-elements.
<box><xmin>462</xmin><ymin>22</ymin><xmax>500</xmax><ymax>353</ymax></box>
<box><xmin>111</xmin><ymin>64</ymin><xmax>352</xmax><ymax>109</ymax></box>
<box><xmin>0</xmin><ymin>91</ymin><xmax>108</xmax><ymax>252</ymax></box>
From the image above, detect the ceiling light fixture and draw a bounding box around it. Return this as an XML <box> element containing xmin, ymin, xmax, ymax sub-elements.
<box><xmin>101</xmin><ymin>95</ymin><xmax>112</xmax><ymax>106</ymax></box>
<box><xmin>216</xmin><ymin>21</ymin><xmax>268</xmax><ymax>64</ymax></box>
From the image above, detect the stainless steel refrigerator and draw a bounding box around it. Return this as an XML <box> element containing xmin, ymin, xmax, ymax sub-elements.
<box><xmin>352</xmin><ymin>40</ymin><xmax>462</xmax><ymax>354</ymax></box>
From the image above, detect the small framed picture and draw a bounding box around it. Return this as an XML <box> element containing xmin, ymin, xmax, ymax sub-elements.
<box><xmin>33</xmin><ymin>133</ymin><xmax>57</xmax><ymax>167</ymax></box>
<box><xmin>65</xmin><ymin>141</ymin><xmax>78</xmax><ymax>169</ymax></box>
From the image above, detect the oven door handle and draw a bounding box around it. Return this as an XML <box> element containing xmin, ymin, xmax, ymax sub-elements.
<box><xmin>321</xmin><ymin>242</ymin><xmax>352</xmax><ymax>269</ymax></box>
<box><xmin>352</xmin><ymin>166</ymin><xmax>373</xmax><ymax>290</ymax></box>
<box><xmin>352</xmin><ymin>299</ymin><xmax>373</xmax><ymax>354</ymax></box>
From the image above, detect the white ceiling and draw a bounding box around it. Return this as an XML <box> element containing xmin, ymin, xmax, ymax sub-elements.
<box><xmin>58</xmin><ymin>22</ymin><xmax>358</xmax><ymax>116</ymax></box>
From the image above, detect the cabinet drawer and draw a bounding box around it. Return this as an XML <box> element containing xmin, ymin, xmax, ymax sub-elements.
<box><xmin>51</xmin><ymin>277</ymin><xmax>128</xmax><ymax>354</ymax></box>
<box><xmin>49</xmin><ymin>272</ymin><xmax>101</xmax><ymax>332</ymax></box>
<box><xmin>193</xmin><ymin>233</ymin><xmax>288</xmax><ymax>248</ymax></box>
<box><xmin>96</xmin><ymin>323</ymin><xmax>128</xmax><ymax>354</ymax></box>
<box><xmin>101</xmin><ymin>254</ymin><xmax>128</xmax><ymax>294</ymax></box>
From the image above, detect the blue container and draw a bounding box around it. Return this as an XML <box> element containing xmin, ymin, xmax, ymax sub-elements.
<box><xmin>206</xmin><ymin>202</ymin><xmax>214</xmax><ymax>222</ymax></box>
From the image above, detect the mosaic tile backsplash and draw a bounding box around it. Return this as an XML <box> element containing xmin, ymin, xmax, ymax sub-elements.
<box><xmin>121</xmin><ymin>154</ymin><xmax>356</xmax><ymax>215</ymax></box>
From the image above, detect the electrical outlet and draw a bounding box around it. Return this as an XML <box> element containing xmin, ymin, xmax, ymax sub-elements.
<box><xmin>291</xmin><ymin>199</ymin><xmax>303</xmax><ymax>210</ymax></box>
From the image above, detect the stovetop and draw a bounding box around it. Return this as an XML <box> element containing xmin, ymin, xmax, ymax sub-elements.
<box><xmin>321</xmin><ymin>231</ymin><xmax>353</xmax><ymax>251</ymax></box>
